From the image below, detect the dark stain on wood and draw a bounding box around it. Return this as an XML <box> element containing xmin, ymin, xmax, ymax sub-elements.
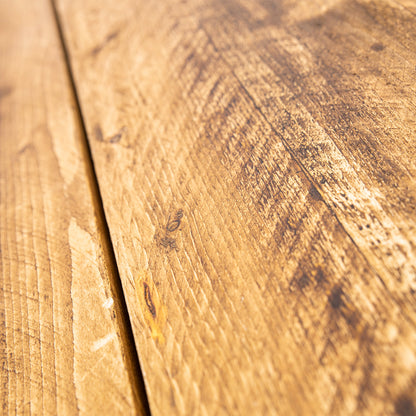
<box><xmin>395</xmin><ymin>395</ymin><xmax>415</xmax><ymax>416</ymax></box>
<box><xmin>109</xmin><ymin>126</ymin><xmax>126</xmax><ymax>143</ymax></box>
<box><xmin>315</xmin><ymin>267</ymin><xmax>326</xmax><ymax>285</ymax></box>
<box><xmin>290</xmin><ymin>266</ymin><xmax>327</xmax><ymax>292</ymax></box>
<box><xmin>0</xmin><ymin>86</ymin><xmax>12</xmax><ymax>100</ymax></box>
<box><xmin>93</xmin><ymin>124</ymin><xmax>103</xmax><ymax>142</ymax></box>
<box><xmin>160</xmin><ymin>235</ymin><xmax>177</xmax><ymax>250</ymax></box>
<box><xmin>370</xmin><ymin>42</ymin><xmax>385</xmax><ymax>52</ymax></box>
<box><xmin>327</xmin><ymin>283</ymin><xmax>363</xmax><ymax>335</ymax></box>
<box><xmin>109</xmin><ymin>133</ymin><xmax>122</xmax><ymax>143</ymax></box>
<box><xmin>17</xmin><ymin>143</ymin><xmax>32</xmax><ymax>155</ymax></box>
<box><xmin>290</xmin><ymin>273</ymin><xmax>310</xmax><ymax>291</ymax></box>
<box><xmin>297</xmin><ymin>273</ymin><xmax>310</xmax><ymax>289</ymax></box>
<box><xmin>329</xmin><ymin>285</ymin><xmax>344</xmax><ymax>309</ymax></box>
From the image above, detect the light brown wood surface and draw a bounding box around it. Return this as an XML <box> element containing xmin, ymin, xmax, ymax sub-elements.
<box><xmin>54</xmin><ymin>0</ymin><xmax>416</xmax><ymax>414</ymax></box>
<box><xmin>0</xmin><ymin>0</ymin><xmax>147</xmax><ymax>414</ymax></box>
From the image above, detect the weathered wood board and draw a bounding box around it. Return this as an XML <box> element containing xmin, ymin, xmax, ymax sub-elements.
<box><xmin>55</xmin><ymin>0</ymin><xmax>416</xmax><ymax>414</ymax></box>
<box><xmin>0</xmin><ymin>0</ymin><xmax>146</xmax><ymax>414</ymax></box>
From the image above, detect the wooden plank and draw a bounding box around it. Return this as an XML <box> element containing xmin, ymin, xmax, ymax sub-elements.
<box><xmin>0</xmin><ymin>0</ymin><xmax>147</xmax><ymax>414</ymax></box>
<box><xmin>55</xmin><ymin>0</ymin><xmax>416</xmax><ymax>414</ymax></box>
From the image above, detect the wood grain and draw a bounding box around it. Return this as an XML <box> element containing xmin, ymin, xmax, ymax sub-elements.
<box><xmin>55</xmin><ymin>0</ymin><xmax>416</xmax><ymax>414</ymax></box>
<box><xmin>0</xmin><ymin>0</ymin><xmax>146</xmax><ymax>414</ymax></box>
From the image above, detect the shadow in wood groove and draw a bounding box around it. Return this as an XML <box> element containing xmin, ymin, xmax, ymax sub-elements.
<box><xmin>49</xmin><ymin>1</ymin><xmax>152</xmax><ymax>414</ymax></box>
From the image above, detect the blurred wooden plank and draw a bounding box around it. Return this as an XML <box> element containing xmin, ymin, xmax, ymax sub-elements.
<box><xmin>55</xmin><ymin>0</ymin><xmax>416</xmax><ymax>414</ymax></box>
<box><xmin>0</xmin><ymin>0</ymin><xmax>147</xmax><ymax>414</ymax></box>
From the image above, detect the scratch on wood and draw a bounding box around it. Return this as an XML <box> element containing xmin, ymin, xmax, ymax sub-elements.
<box><xmin>91</xmin><ymin>30</ymin><xmax>120</xmax><ymax>56</ymax></box>
<box><xmin>102</xmin><ymin>297</ymin><xmax>114</xmax><ymax>309</ymax></box>
<box><xmin>91</xmin><ymin>333</ymin><xmax>116</xmax><ymax>352</ymax></box>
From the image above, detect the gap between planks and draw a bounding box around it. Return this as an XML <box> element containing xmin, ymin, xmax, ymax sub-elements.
<box><xmin>49</xmin><ymin>1</ymin><xmax>152</xmax><ymax>413</ymax></box>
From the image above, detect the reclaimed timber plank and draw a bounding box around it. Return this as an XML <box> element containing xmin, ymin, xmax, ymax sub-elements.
<box><xmin>0</xmin><ymin>0</ymin><xmax>147</xmax><ymax>414</ymax></box>
<box><xmin>55</xmin><ymin>0</ymin><xmax>416</xmax><ymax>414</ymax></box>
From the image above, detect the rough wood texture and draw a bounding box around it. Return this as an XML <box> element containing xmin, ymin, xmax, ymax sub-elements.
<box><xmin>56</xmin><ymin>0</ymin><xmax>416</xmax><ymax>414</ymax></box>
<box><xmin>0</xmin><ymin>0</ymin><xmax>146</xmax><ymax>414</ymax></box>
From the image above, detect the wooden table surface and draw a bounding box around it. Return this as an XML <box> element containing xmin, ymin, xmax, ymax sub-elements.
<box><xmin>1</xmin><ymin>0</ymin><xmax>416</xmax><ymax>414</ymax></box>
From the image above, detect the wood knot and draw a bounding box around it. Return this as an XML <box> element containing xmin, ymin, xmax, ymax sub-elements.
<box><xmin>143</xmin><ymin>282</ymin><xmax>156</xmax><ymax>317</ymax></box>
<box><xmin>158</xmin><ymin>209</ymin><xmax>184</xmax><ymax>250</ymax></box>
<box><xmin>166</xmin><ymin>209</ymin><xmax>183</xmax><ymax>232</ymax></box>
<box><xmin>135</xmin><ymin>270</ymin><xmax>167</xmax><ymax>345</ymax></box>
